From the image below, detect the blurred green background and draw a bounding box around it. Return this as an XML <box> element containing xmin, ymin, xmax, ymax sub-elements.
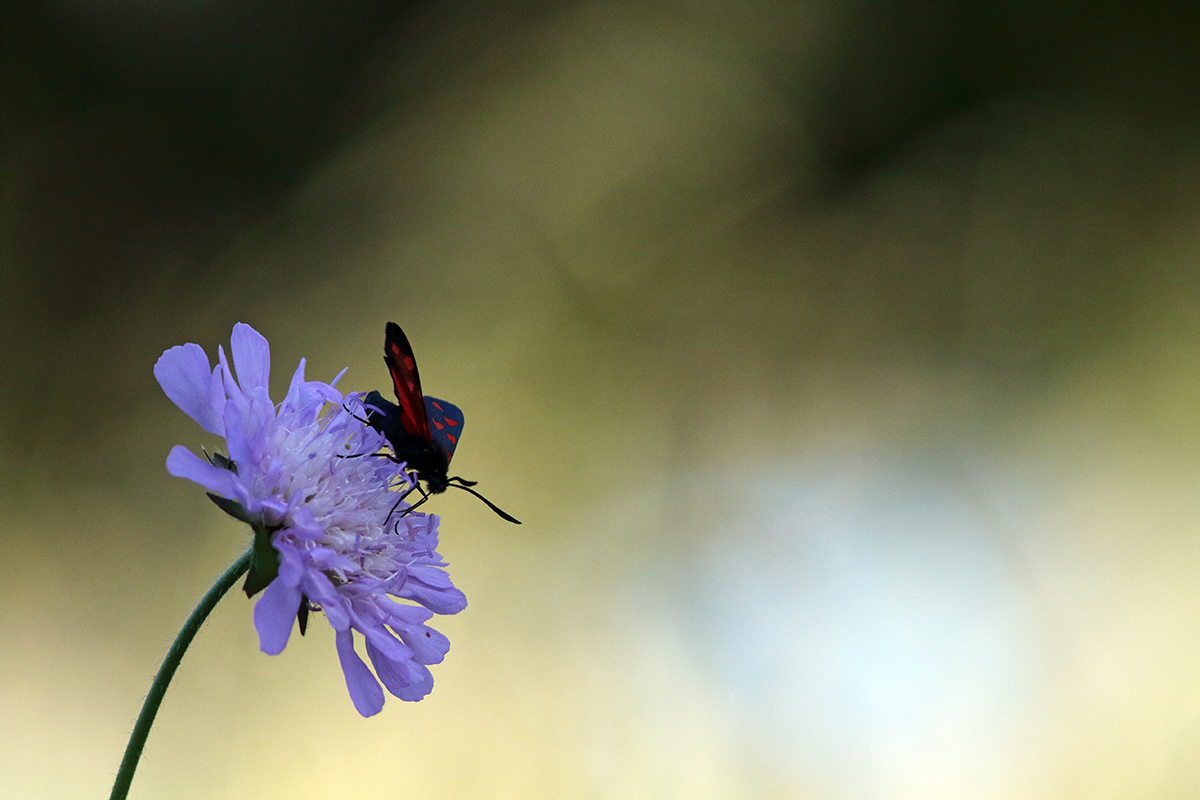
<box><xmin>5</xmin><ymin>0</ymin><xmax>1200</xmax><ymax>797</ymax></box>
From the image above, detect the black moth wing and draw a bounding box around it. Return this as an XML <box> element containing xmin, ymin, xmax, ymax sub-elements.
<box><xmin>362</xmin><ymin>323</ymin><xmax>455</xmax><ymax>493</ymax></box>
<box><xmin>362</xmin><ymin>390</ymin><xmax>445</xmax><ymax>475</ymax></box>
<box><xmin>423</xmin><ymin>396</ymin><xmax>464</xmax><ymax>466</ymax></box>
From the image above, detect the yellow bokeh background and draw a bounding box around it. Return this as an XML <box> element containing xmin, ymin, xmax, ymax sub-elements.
<box><xmin>5</xmin><ymin>1</ymin><xmax>1200</xmax><ymax>797</ymax></box>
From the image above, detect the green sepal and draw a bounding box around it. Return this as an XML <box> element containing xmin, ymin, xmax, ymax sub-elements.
<box><xmin>203</xmin><ymin>494</ymin><xmax>281</xmax><ymax>598</ymax></box>
<box><xmin>242</xmin><ymin>523</ymin><xmax>281</xmax><ymax>598</ymax></box>
<box><xmin>206</xmin><ymin>493</ymin><xmax>254</xmax><ymax>524</ymax></box>
<box><xmin>203</xmin><ymin>449</ymin><xmax>238</xmax><ymax>473</ymax></box>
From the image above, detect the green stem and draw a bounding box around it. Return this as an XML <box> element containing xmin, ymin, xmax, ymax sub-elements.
<box><xmin>109</xmin><ymin>550</ymin><xmax>253</xmax><ymax>800</ymax></box>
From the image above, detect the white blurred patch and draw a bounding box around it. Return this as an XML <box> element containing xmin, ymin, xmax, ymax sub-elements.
<box><xmin>613</xmin><ymin>449</ymin><xmax>1047</xmax><ymax>799</ymax></box>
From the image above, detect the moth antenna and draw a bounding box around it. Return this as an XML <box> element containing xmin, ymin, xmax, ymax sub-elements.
<box><xmin>447</xmin><ymin>482</ymin><xmax>521</xmax><ymax>524</ymax></box>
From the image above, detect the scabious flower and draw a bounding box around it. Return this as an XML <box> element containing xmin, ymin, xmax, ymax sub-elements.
<box><xmin>153</xmin><ymin>323</ymin><xmax>466</xmax><ymax>716</ymax></box>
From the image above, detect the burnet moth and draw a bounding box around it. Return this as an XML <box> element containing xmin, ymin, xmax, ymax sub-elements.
<box><xmin>363</xmin><ymin>322</ymin><xmax>520</xmax><ymax>524</ymax></box>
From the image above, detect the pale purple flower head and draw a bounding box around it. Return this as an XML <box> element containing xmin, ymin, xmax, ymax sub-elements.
<box><xmin>154</xmin><ymin>323</ymin><xmax>466</xmax><ymax>716</ymax></box>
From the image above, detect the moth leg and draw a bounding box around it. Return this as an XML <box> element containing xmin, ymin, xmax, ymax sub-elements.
<box><xmin>384</xmin><ymin>480</ymin><xmax>423</xmax><ymax>525</ymax></box>
<box><xmin>343</xmin><ymin>401</ymin><xmax>378</xmax><ymax>426</ymax></box>
<box><xmin>338</xmin><ymin>403</ymin><xmax>399</xmax><ymax>459</ymax></box>
<box><xmin>400</xmin><ymin>485</ymin><xmax>431</xmax><ymax>517</ymax></box>
<box><xmin>339</xmin><ymin>450</ymin><xmax>402</xmax><ymax>462</ymax></box>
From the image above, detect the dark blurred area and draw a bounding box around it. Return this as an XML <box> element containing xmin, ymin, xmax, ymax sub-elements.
<box><xmin>5</xmin><ymin>1</ymin><xmax>1200</xmax><ymax>499</ymax></box>
<box><xmin>811</xmin><ymin>1</ymin><xmax>1200</xmax><ymax>191</ymax></box>
<box><xmin>2</xmin><ymin>0</ymin><xmax>428</xmax><ymax>499</ymax></box>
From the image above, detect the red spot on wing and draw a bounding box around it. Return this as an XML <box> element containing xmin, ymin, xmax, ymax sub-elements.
<box><xmin>447</xmin><ymin>433</ymin><xmax>457</xmax><ymax>445</ymax></box>
<box><xmin>445</xmin><ymin>418</ymin><xmax>458</xmax><ymax>427</ymax></box>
